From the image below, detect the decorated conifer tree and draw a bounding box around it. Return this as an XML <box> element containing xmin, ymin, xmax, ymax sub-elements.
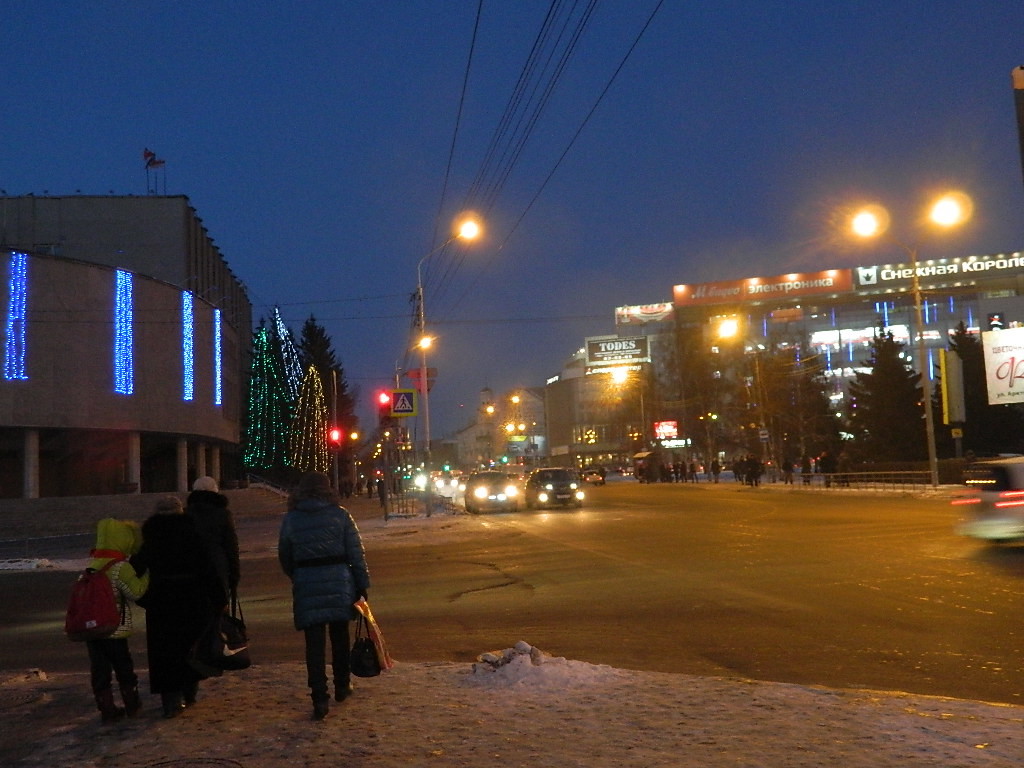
<box><xmin>242</xmin><ymin>325</ymin><xmax>294</xmax><ymax>471</ymax></box>
<box><xmin>289</xmin><ymin>363</ymin><xmax>329</xmax><ymax>472</ymax></box>
<box><xmin>272</xmin><ymin>306</ymin><xmax>303</xmax><ymax>404</ymax></box>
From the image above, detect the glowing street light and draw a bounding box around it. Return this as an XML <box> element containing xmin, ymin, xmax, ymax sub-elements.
<box><xmin>415</xmin><ymin>214</ymin><xmax>483</xmax><ymax>468</ymax></box>
<box><xmin>849</xmin><ymin>192</ymin><xmax>972</xmax><ymax>487</ymax></box>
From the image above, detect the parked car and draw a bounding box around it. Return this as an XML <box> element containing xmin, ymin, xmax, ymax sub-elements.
<box><xmin>523</xmin><ymin>467</ymin><xmax>585</xmax><ymax>509</ymax></box>
<box><xmin>952</xmin><ymin>456</ymin><xmax>1024</xmax><ymax>542</ymax></box>
<box><xmin>461</xmin><ymin>470</ymin><xmax>520</xmax><ymax>513</ymax></box>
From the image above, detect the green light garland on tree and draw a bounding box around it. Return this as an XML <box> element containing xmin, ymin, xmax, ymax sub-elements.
<box><xmin>243</xmin><ymin>325</ymin><xmax>294</xmax><ymax>470</ymax></box>
<box><xmin>289</xmin><ymin>363</ymin><xmax>329</xmax><ymax>472</ymax></box>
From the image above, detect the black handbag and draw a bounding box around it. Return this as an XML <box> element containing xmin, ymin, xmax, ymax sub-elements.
<box><xmin>189</xmin><ymin>596</ymin><xmax>251</xmax><ymax>678</ymax></box>
<box><xmin>350</xmin><ymin>613</ymin><xmax>381</xmax><ymax>678</ymax></box>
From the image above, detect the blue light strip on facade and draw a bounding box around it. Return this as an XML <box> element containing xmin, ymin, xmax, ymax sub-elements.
<box><xmin>4</xmin><ymin>252</ymin><xmax>28</xmax><ymax>380</ymax></box>
<box><xmin>182</xmin><ymin>292</ymin><xmax>194</xmax><ymax>401</ymax></box>
<box><xmin>214</xmin><ymin>308</ymin><xmax>223</xmax><ymax>406</ymax></box>
<box><xmin>114</xmin><ymin>270</ymin><xmax>134</xmax><ymax>395</ymax></box>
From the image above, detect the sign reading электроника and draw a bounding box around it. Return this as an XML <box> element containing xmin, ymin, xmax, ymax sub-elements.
<box><xmin>585</xmin><ymin>335</ymin><xmax>650</xmax><ymax>367</ymax></box>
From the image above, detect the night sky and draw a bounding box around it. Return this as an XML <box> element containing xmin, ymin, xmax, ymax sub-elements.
<box><xmin>5</xmin><ymin>2</ymin><xmax>1024</xmax><ymax>435</ymax></box>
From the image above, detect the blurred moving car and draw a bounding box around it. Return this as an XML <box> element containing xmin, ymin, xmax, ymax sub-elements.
<box><xmin>581</xmin><ymin>467</ymin><xmax>606</xmax><ymax>485</ymax></box>
<box><xmin>432</xmin><ymin>470</ymin><xmax>462</xmax><ymax>498</ymax></box>
<box><xmin>523</xmin><ymin>467</ymin><xmax>584</xmax><ymax>509</ymax></box>
<box><xmin>461</xmin><ymin>470</ymin><xmax>521</xmax><ymax>513</ymax></box>
<box><xmin>952</xmin><ymin>456</ymin><xmax>1024</xmax><ymax>542</ymax></box>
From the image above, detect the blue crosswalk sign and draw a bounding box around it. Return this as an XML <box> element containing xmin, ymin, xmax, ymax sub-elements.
<box><xmin>391</xmin><ymin>388</ymin><xmax>417</xmax><ymax>417</ymax></box>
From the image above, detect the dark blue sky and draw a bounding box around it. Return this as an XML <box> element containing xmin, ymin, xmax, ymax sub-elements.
<box><xmin>6</xmin><ymin>2</ymin><xmax>1024</xmax><ymax>435</ymax></box>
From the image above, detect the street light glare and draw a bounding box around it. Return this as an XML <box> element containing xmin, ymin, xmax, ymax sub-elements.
<box><xmin>419</xmin><ymin>335</ymin><xmax>433</xmax><ymax>350</ymax></box>
<box><xmin>929</xmin><ymin>192</ymin><xmax>972</xmax><ymax>229</ymax></box>
<box><xmin>456</xmin><ymin>218</ymin><xmax>481</xmax><ymax>241</ymax></box>
<box><xmin>610</xmin><ymin>367</ymin><xmax>629</xmax><ymax>385</ymax></box>
<box><xmin>851</xmin><ymin>205</ymin><xmax>889</xmax><ymax>239</ymax></box>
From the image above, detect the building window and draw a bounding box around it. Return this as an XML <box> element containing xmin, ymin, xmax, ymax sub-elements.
<box><xmin>114</xmin><ymin>270</ymin><xmax>134</xmax><ymax>395</ymax></box>
<box><xmin>182</xmin><ymin>291</ymin><xmax>195</xmax><ymax>401</ymax></box>
<box><xmin>4</xmin><ymin>252</ymin><xmax>28</xmax><ymax>380</ymax></box>
<box><xmin>214</xmin><ymin>308</ymin><xmax>223</xmax><ymax>406</ymax></box>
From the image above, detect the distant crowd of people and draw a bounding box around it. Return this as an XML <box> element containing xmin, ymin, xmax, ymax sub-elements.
<box><xmin>633</xmin><ymin>450</ymin><xmax>852</xmax><ymax>488</ymax></box>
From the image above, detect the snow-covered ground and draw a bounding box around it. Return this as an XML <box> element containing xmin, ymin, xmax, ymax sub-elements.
<box><xmin>2</xmin><ymin>640</ymin><xmax>1022</xmax><ymax>767</ymax></box>
<box><xmin>3</xmin><ymin>501</ymin><xmax>1022</xmax><ymax>766</ymax></box>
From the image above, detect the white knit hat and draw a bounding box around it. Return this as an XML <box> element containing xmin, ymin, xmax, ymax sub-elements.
<box><xmin>192</xmin><ymin>476</ymin><xmax>219</xmax><ymax>492</ymax></box>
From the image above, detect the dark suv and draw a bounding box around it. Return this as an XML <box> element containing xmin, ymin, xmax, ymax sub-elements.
<box><xmin>524</xmin><ymin>467</ymin><xmax>584</xmax><ymax>509</ymax></box>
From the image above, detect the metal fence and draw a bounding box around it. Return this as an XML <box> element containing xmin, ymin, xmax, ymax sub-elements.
<box><xmin>784</xmin><ymin>470</ymin><xmax>932</xmax><ymax>491</ymax></box>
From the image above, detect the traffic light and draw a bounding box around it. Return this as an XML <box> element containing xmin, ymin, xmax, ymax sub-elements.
<box><xmin>328</xmin><ymin>426</ymin><xmax>342</xmax><ymax>447</ymax></box>
<box><xmin>376</xmin><ymin>391</ymin><xmax>392</xmax><ymax>425</ymax></box>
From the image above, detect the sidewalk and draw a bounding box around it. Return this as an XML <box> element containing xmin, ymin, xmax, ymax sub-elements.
<box><xmin>3</xmin><ymin>488</ymin><xmax>1021</xmax><ymax>767</ymax></box>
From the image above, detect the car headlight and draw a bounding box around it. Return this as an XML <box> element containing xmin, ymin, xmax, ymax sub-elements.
<box><xmin>570</xmin><ymin>482</ymin><xmax>578</xmax><ymax>489</ymax></box>
<box><xmin>413</xmin><ymin>474</ymin><xmax>428</xmax><ymax>490</ymax></box>
<box><xmin>504</xmin><ymin>485</ymin><xmax>518</xmax><ymax>497</ymax></box>
<box><xmin>575</xmin><ymin>490</ymin><xmax>585</xmax><ymax>501</ymax></box>
<box><xmin>544</xmin><ymin>483</ymin><xmax>554</xmax><ymax>490</ymax></box>
<box><xmin>538</xmin><ymin>492</ymin><xmax>550</xmax><ymax>503</ymax></box>
<box><xmin>473</xmin><ymin>486</ymin><xmax>488</xmax><ymax>499</ymax></box>
<box><xmin>458</xmin><ymin>483</ymin><xmax>466</xmax><ymax>492</ymax></box>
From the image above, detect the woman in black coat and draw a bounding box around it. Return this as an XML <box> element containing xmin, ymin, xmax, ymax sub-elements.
<box><xmin>186</xmin><ymin>476</ymin><xmax>240</xmax><ymax>596</ymax></box>
<box><xmin>133</xmin><ymin>496</ymin><xmax>227</xmax><ymax>718</ymax></box>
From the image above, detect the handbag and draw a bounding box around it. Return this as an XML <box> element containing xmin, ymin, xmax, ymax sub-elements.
<box><xmin>350</xmin><ymin>613</ymin><xmax>381</xmax><ymax>678</ymax></box>
<box><xmin>189</xmin><ymin>595</ymin><xmax>251</xmax><ymax>678</ymax></box>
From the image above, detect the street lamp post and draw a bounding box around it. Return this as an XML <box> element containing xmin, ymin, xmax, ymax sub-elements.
<box><xmin>850</xmin><ymin>192</ymin><xmax>972</xmax><ymax>488</ymax></box>
<box><xmin>414</xmin><ymin>217</ymin><xmax>481</xmax><ymax>469</ymax></box>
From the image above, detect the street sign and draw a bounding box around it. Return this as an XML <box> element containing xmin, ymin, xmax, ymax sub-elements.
<box><xmin>758</xmin><ymin>429</ymin><xmax>769</xmax><ymax>442</ymax></box>
<box><xmin>390</xmin><ymin>388</ymin><xmax>417</xmax><ymax>417</ymax></box>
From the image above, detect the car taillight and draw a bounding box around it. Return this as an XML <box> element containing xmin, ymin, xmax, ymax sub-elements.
<box><xmin>995</xmin><ymin>490</ymin><xmax>1024</xmax><ymax>508</ymax></box>
<box><xmin>950</xmin><ymin>497</ymin><xmax>981</xmax><ymax>506</ymax></box>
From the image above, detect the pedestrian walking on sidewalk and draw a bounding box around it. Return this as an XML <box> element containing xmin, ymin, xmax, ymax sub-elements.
<box><xmin>82</xmin><ymin>518</ymin><xmax>149</xmax><ymax>723</ymax></box>
<box><xmin>133</xmin><ymin>496</ymin><xmax>227</xmax><ymax>718</ymax></box>
<box><xmin>279</xmin><ymin>471</ymin><xmax>371</xmax><ymax>720</ymax></box>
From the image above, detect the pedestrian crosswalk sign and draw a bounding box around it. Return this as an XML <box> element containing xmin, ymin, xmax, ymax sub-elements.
<box><xmin>391</xmin><ymin>388</ymin><xmax>417</xmax><ymax>417</ymax></box>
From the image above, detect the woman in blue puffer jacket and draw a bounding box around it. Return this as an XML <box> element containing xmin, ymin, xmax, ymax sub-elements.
<box><xmin>278</xmin><ymin>471</ymin><xmax>370</xmax><ymax>720</ymax></box>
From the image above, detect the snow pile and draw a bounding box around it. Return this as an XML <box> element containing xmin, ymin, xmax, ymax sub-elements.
<box><xmin>467</xmin><ymin>640</ymin><xmax>624</xmax><ymax>690</ymax></box>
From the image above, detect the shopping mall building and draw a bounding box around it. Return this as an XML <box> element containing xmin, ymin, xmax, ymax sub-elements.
<box><xmin>543</xmin><ymin>250</ymin><xmax>1024</xmax><ymax>469</ymax></box>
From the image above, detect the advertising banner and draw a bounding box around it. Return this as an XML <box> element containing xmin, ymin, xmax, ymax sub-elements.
<box><xmin>673</xmin><ymin>269</ymin><xmax>853</xmax><ymax>307</ymax></box>
<box><xmin>615</xmin><ymin>303</ymin><xmax>674</xmax><ymax>325</ymax></box>
<box><xmin>982</xmin><ymin>327</ymin><xmax>1024</xmax><ymax>405</ymax></box>
<box><xmin>855</xmin><ymin>253</ymin><xmax>1024</xmax><ymax>292</ymax></box>
<box><xmin>585</xmin><ymin>335</ymin><xmax>650</xmax><ymax>366</ymax></box>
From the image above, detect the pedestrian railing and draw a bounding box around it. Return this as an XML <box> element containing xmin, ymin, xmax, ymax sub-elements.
<box><xmin>787</xmin><ymin>470</ymin><xmax>931</xmax><ymax>491</ymax></box>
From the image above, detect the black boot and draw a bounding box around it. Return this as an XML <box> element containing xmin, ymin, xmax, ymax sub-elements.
<box><xmin>182</xmin><ymin>679</ymin><xmax>199</xmax><ymax>707</ymax></box>
<box><xmin>120</xmin><ymin>684</ymin><xmax>142</xmax><ymax>718</ymax></box>
<box><xmin>161</xmin><ymin>691</ymin><xmax>185</xmax><ymax>719</ymax></box>
<box><xmin>95</xmin><ymin>689</ymin><xmax>125</xmax><ymax>723</ymax></box>
<box><xmin>312</xmin><ymin>696</ymin><xmax>330</xmax><ymax>720</ymax></box>
<box><xmin>334</xmin><ymin>681</ymin><xmax>353</xmax><ymax>702</ymax></box>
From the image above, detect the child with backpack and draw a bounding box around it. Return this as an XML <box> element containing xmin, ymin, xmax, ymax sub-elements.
<box><xmin>76</xmin><ymin>518</ymin><xmax>150</xmax><ymax>723</ymax></box>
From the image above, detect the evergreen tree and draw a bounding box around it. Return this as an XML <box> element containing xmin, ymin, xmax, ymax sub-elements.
<box><xmin>272</xmin><ymin>306</ymin><xmax>303</xmax><ymax>403</ymax></box>
<box><xmin>290</xmin><ymin>364</ymin><xmax>330</xmax><ymax>472</ymax></box>
<box><xmin>847</xmin><ymin>328</ymin><xmax>925</xmax><ymax>461</ymax></box>
<box><xmin>242</xmin><ymin>325</ymin><xmax>293</xmax><ymax>471</ymax></box>
<box><xmin>298</xmin><ymin>315</ymin><xmax>357</xmax><ymax>433</ymax></box>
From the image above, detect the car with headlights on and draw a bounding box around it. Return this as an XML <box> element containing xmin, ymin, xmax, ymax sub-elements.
<box><xmin>952</xmin><ymin>456</ymin><xmax>1024</xmax><ymax>542</ymax></box>
<box><xmin>523</xmin><ymin>467</ymin><xmax>585</xmax><ymax>509</ymax></box>
<box><xmin>461</xmin><ymin>470</ymin><xmax>521</xmax><ymax>513</ymax></box>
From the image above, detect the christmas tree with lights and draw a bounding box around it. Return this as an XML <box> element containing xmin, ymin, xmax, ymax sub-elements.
<box><xmin>242</xmin><ymin>325</ymin><xmax>294</xmax><ymax>471</ymax></box>
<box><xmin>290</xmin><ymin>363</ymin><xmax>329</xmax><ymax>472</ymax></box>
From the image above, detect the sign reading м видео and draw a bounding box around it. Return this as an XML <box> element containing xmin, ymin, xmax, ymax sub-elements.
<box><xmin>585</xmin><ymin>335</ymin><xmax>650</xmax><ymax>367</ymax></box>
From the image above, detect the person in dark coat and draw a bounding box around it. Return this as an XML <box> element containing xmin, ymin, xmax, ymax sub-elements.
<box><xmin>279</xmin><ymin>471</ymin><xmax>371</xmax><ymax>720</ymax></box>
<box><xmin>186</xmin><ymin>476</ymin><xmax>240</xmax><ymax>596</ymax></box>
<box><xmin>133</xmin><ymin>496</ymin><xmax>227</xmax><ymax>718</ymax></box>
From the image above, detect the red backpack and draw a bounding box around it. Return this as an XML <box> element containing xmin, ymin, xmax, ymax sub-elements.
<box><xmin>64</xmin><ymin>558</ymin><xmax>125</xmax><ymax>641</ymax></box>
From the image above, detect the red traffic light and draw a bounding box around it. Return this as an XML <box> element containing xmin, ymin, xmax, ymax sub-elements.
<box><xmin>377</xmin><ymin>391</ymin><xmax>391</xmax><ymax>406</ymax></box>
<box><xmin>328</xmin><ymin>427</ymin><xmax>342</xmax><ymax>444</ymax></box>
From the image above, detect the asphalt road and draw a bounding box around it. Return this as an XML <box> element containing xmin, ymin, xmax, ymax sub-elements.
<box><xmin>3</xmin><ymin>481</ymin><xmax>1022</xmax><ymax>705</ymax></box>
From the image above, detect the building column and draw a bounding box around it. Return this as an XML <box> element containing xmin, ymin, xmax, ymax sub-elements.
<box><xmin>127</xmin><ymin>431</ymin><xmax>141</xmax><ymax>493</ymax></box>
<box><xmin>195</xmin><ymin>442</ymin><xmax>208</xmax><ymax>479</ymax></box>
<box><xmin>23</xmin><ymin>429</ymin><xmax>39</xmax><ymax>499</ymax></box>
<box><xmin>209</xmin><ymin>446</ymin><xmax>221</xmax><ymax>486</ymax></box>
<box><xmin>177</xmin><ymin>438</ymin><xmax>189</xmax><ymax>493</ymax></box>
